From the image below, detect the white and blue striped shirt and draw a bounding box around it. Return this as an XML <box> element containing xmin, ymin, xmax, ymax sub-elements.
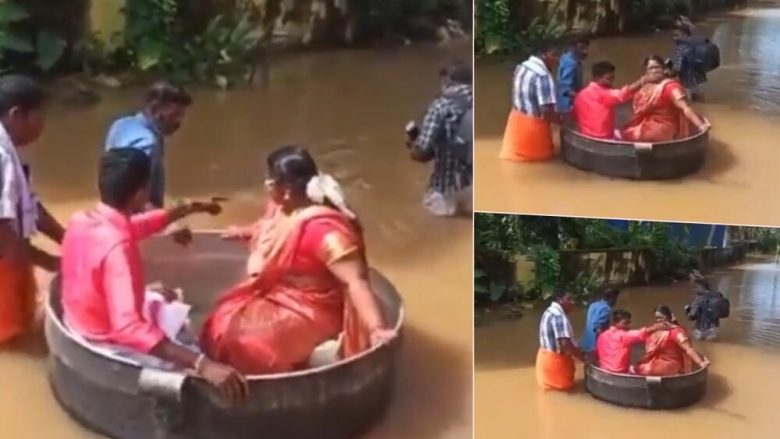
<box><xmin>512</xmin><ymin>56</ymin><xmax>557</xmax><ymax>118</ymax></box>
<box><xmin>539</xmin><ymin>301</ymin><xmax>575</xmax><ymax>353</ymax></box>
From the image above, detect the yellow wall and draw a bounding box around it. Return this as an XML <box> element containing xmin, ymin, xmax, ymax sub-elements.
<box><xmin>90</xmin><ymin>0</ymin><xmax>125</xmax><ymax>42</ymax></box>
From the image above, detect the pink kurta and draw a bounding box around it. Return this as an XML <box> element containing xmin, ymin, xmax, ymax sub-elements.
<box><xmin>573</xmin><ymin>81</ymin><xmax>635</xmax><ymax>139</ymax></box>
<box><xmin>61</xmin><ymin>203</ymin><xmax>169</xmax><ymax>353</ymax></box>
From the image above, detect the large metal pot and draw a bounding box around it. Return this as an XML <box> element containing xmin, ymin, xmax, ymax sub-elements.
<box><xmin>585</xmin><ymin>354</ymin><xmax>708</xmax><ymax>409</ymax></box>
<box><xmin>560</xmin><ymin>118</ymin><xmax>709</xmax><ymax>180</ymax></box>
<box><xmin>45</xmin><ymin>232</ymin><xmax>404</xmax><ymax>439</ymax></box>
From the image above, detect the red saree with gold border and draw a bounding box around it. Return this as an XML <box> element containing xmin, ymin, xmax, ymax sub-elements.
<box><xmin>200</xmin><ymin>202</ymin><xmax>370</xmax><ymax>374</ymax></box>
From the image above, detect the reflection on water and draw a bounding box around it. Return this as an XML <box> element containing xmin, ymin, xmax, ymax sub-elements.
<box><xmin>476</xmin><ymin>257</ymin><xmax>780</xmax><ymax>439</ymax></box>
<box><xmin>0</xmin><ymin>43</ymin><xmax>473</xmax><ymax>439</ymax></box>
<box><xmin>475</xmin><ymin>4</ymin><xmax>780</xmax><ymax>226</ymax></box>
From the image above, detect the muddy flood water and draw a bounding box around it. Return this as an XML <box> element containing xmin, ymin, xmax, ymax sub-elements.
<box><xmin>475</xmin><ymin>3</ymin><xmax>780</xmax><ymax>227</ymax></box>
<box><xmin>476</xmin><ymin>256</ymin><xmax>780</xmax><ymax>439</ymax></box>
<box><xmin>0</xmin><ymin>43</ymin><xmax>473</xmax><ymax>438</ymax></box>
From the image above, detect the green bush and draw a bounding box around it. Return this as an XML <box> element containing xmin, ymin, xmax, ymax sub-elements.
<box><xmin>0</xmin><ymin>1</ymin><xmax>66</xmax><ymax>73</ymax></box>
<box><xmin>121</xmin><ymin>0</ymin><xmax>260</xmax><ymax>86</ymax></box>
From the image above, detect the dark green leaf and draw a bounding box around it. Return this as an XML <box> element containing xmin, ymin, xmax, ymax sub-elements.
<box><xmin>36</xmin><ymin>31</ymin><xmax>66</xmax><ymax>71</ymax></box>
<box><xmin>489</xmin><ymin>282</ymin><xmax>506</xmax><ymax>302</ymax></box>
<box><xmin>0</xmin><ymin>2</ymin><xmax>30</xmax><ymax>24</ymax></box>
<box><xmin>0</xmin><ymin>30</ymin><xmax>33</xmax><ymax>52</ymax></box>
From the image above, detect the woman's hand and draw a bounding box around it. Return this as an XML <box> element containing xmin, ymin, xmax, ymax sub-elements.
<box><xmin>369</xmin><ymin>328</ymin><xmax>397</xmax><ymax>347</ymax></box>
<box><xmin>198</xmin><ymin>358</ymin><xmax>249</xmax><ymax>407</ymax></box>
<box><xmin>171</xmin><ymin>227</ymin><xmax>193</xmax><ymax>246</ymax></box>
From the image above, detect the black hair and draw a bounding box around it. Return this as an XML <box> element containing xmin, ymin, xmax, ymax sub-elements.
<box><xmin>655</xmin><ymin>305</ymin><xmax>679</xmax><ymax>325</ymax></box>
<box><xmin>574</xmin><ymin>36</ymin><xmax>591</xmax><ymax>46</ymax></box>
<box><xmin>440</xmin><ymin>60</ymin><xmax>472</xmax><ymax>85</ymax></box>
<box><xmin>146</xmin><ymin>81</ymin><xmax>192</xmax><ymax>107</ymax></box>
<box><xmin>0</xmin><ymin>75</ymin><xmax>46</xmax><ymax>116</ymax></box>
<box><xmin>645</xmin><ymin>55</ymin><xmax>677</xmax><ymax>77</ymax></box>
<box><xmin>612</xmin><ymin>309</ymin><xmax>632</xmax><ymax>324</ymax></box>
<box><xmin>98</xmin><ymin>148</ymin><xmax>152</xmax><ymax>209</ymax></box>
<box><xmin>591</xmin><ymin>61</ymin><xmax>616</xmax><ymax>79</ymax></box>
<box><xmin>267</xmin><ymin>145</ymin><xmax>319</xmax><ymax>194</ymax></box>
<box><xmin>533</xmin><ymin>41</ymin><xmax>560</xmax><ymax>57</ymax></box>
<box><xmin>602</xmin><ymin>287</ymin><xmax>621</xmax><ymax>301</ymax></box>
<box><xmin>644</xmin><ymin>55</ymin><xmax>666</xmax><ymax>68</ymax></box>
<box><xmin>552</xmin><ymin>288</ymin><xmax>569</xmax><ymax>302</ymax></box>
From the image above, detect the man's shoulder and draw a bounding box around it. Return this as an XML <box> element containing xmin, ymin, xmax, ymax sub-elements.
<box><xmin>106</xmin><ymin>114</ymin><xmax>157</xmax><ymax>148</ymax></box>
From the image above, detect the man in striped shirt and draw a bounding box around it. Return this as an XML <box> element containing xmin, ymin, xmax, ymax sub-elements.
<box><xmin>536</xmin><ymin>289</ymin><xmax>587</xmax><ymax>391</ymax></box>
<box><xmin>500</xmin><ymin>43</ymin><xmax>562</xmax><ymax>162</ymax></box>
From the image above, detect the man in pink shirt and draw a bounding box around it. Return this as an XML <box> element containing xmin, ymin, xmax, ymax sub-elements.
<box><xmin>572</xmin><ymin>61</ymin><xmax>653</xmax><ymax>139</ymax></box>
<box><xmin>596</xmin><ymin>309</ymin><xmax>670</xmax><ymax>374</ymax></box>
<box><xmin>61</xmin><ymin>148</ymin><xmax>246</xmax><ymax>405</ymax></box>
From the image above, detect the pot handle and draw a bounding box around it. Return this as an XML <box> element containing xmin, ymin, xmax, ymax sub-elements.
<box><xmin>138</xmin><ymin>368</ymin><xmax>189</xmax><ymax>438</ymax></box>
<box><xmin>644</xmin><ymin>375</ymin><xmax>663</xmax><ymax>407</ymax></box>
<box><xmin>138</xmin><ymin>368</ymin><xmax>188</xmax><ymax>402</ymax></box>
<box><xmin>633</xmin><ymin>142</ymin><xmax>653</xmax><ymax>156</ymax></box>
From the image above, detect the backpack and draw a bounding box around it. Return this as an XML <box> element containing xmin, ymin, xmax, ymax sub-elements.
<box><xmin>709</xmin><ymin>293</ymin><xmax>730</xmax><ymax>319</ymax></box>
<box><xmin>691</xmin><ymin>38</ymin><xmax>721</xmax><ymax>72</ymax></box>
<box><xmin>449</xmin><ymin>94</ymin><xmax>473</xmax><ymax>166</ymax></box>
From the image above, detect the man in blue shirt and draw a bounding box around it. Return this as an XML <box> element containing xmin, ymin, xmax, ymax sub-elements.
<box><xmin>105</xmin><ymin>81</ymin><xmax>192</xmax><ymax>208</ymax></box>
<box><xmin>581</xmin><ymin>287</ymin><xmax>620</xmax><ymax>353</ymax></box>
<box><xmin>556</xmin><ymin>37</ymin><xmax>590</xmax><ymax>114</ymax></box>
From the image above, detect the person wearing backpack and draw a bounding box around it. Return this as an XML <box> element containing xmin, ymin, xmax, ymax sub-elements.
<box><xmin>684</xmin><ymin>278</ymin><xmax>728</xmax><ymax>341</ymax></box>
<box><xmin>672</xmin><ymin>24</ymin><xmax>709</xmax><ymax>100</ymax></box>
<box><xmin>406</xmin><ymin>61</ymin><xmax>472</xmax><ymax>217</ymax></box>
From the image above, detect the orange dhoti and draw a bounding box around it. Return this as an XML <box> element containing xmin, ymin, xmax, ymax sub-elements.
<box><xmin>499</xmin><ymin>109</ymin><xmax>554</xmax><ymax>162</ymax></box>
<box><xmin>535</xmin><ymin>347</ymin><xmax>575</xmax><ymax>391</ymax></box>
<box><xmin>0</xmin><ymin>259</ymin><xmax>37</xmax><ymax>344</ymax></box>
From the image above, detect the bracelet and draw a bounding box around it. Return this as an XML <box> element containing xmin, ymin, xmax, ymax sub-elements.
<box><xmin>194</xmin><ymin>354</ymin><xmax>207</xmax><ymax>374</ymax></box>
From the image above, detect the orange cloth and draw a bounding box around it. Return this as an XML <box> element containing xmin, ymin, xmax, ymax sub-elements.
<box><xmin>535</xmin><ymin>347</ymin><xmax>575</xmax><ymax>391</ymax></box>
<box><xmin>200</xmin><ymin>201</ymin><xmax>371</xmax><ymax>374</ymax></box>
<box><xmin>0</xmin><ymin>258</ymin><xmax>37</xmax><ymax>344</ymax></box>
<box><xmin>499</xmin><ymin>109</ymin><xmax>554</xmax><ymax>162</ymax></box>
<box><xmin>635</xmin><ymin>326</ymin><xmax>693</xmax><ymax>376</ymax></box>
<box><xmin>621</xmin><ymin>79</ymin><xmax>690</xmax><ymax>142</ymax></box>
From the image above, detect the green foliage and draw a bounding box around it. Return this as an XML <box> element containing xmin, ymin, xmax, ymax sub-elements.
<box><xmin>476</xmin><ymin>0</ymin><xmax>565</xmax><ymax>56</ymax></box>
<box><xmin>121</xmin><ymin>0</ymin><xmax>260</xmax><ymax>86</ymax></box>
<box><xmin>474</xmin><ymin>215</ymin><xmax>707</xmax><ymax>307</ymax></box>
<box><xmin>0</xmin><ymin>0</ymin><xmax>66</xmax><ymax>73</ymax></box>
<box><xmin>755</xmin><ymin>228</ymin><xmax>780</xmax><ymax>254</ymax></box>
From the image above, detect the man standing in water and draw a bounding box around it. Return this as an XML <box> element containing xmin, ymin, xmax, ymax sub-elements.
<box><xmin>536</xmin><ymin>289</ymin><xmax>587</xmax><ymax>391</ymax></box>
<box><xmin>105</xmin><ymin>81</ymin><xmax>192</xmax><ymax>209</ymax></box>
<box><xmin>556</xmin><ymin>37</ymin><xmax>590</xmax><ymax>114</ymax></box>
<box><xmin>580</xmin><ymin>287</ymin><xmax>620</xmax><ymax>354</ymax></box>
<box><xmin>0</xmin><ymin>75</ymin><xmax>64</xmax><ymax>346</ymax></box>
<box><xmin>407</xmin><ymin>61</ymin><xmax>472</xmax><ymax>217</ymax></box>
<box><xmin>500</xmin><ymin>43</ymin><xmax>561</xmax><ymax>162</ymax></box>
<box><xmin>61</xmin><ymin>148</ymin><xmax>247</xmax><ymax>405</ymax></box>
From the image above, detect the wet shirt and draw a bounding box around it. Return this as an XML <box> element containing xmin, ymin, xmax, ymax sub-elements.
<box><xmin>539</xmin><ymin>302</ymin><xmax>574</xmax><ymax>353</ymax></box>
<box><xmin>581</xmin><ymin>299</ymin><xmax>612</xmax><ymax>352</ymax></box>
<box><xmin>689</xmin><ymin>292</ymin><xmax>720</xmax><ymax>332</ymax></box>
<box><xmin>414</xmin><ymin>83</ymin><xmax>473</xmax><ymax>194</ymax></box>
<box><xmin>674</xmin><ymin>39</ymin><xmax>707</xmax><ymax>90</ymax></box>
<box><xmin>0</xmin><ymin>123</ymin><xmax>37</xmax><ymax>239</ymax></box>
<box><xmin>105</xmin><ymin>113</ymin><xmax>166</xmax><ymax>207</ymax></box>
<box><xmin>556</xmin><ymin>50</ymin><xmax>583</xmax><ymax>113</ymax></box>
<box><xmin>512</xmin><ymin>56</ymin><xmax>556</xmax><ymax>118</ymax></box>
<box><xmin>573</xmin><ymin>82</ymin><xmax>635</xmax><ymax>139</ymax></box>
<box><xmin>596</xmin><ymin>326</ymin><xmax>649</xmax><ymax>373</ymax></box>
<box><xmin>61</xmin><ymin>203</ymin><xmax>169</xmax><ymax>354</ymax></box>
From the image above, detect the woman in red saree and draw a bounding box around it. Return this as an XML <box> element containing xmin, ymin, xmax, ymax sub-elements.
<box><xmin>635</xmin><ymin>305</ymin><xmax>709</xmax><ymax>376</ymax></box>
<box><xmin>621</xmin><ymin>56</ymin><xmax>709</xmax><ymax>142</ymax></box>
<box><xmin>201</xmin><ymin>145</ymin><xmax>395</xmax><ymax>375</ymax></box>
